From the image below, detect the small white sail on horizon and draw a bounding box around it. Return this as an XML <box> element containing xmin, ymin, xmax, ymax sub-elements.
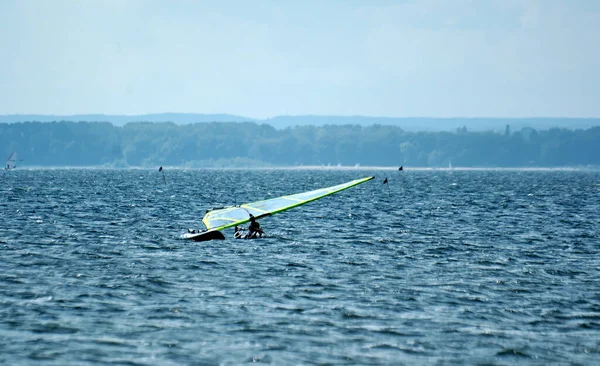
<box><xmin>5</xmin><ymin>152</ymin><xmax>18</xmax><ymax>170</ymax></box>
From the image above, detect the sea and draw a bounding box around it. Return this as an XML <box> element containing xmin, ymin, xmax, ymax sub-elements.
<box><xmin>1</xmin><ymin>168</ymin><xmax>599</xmax><ymax>365</ymax></box>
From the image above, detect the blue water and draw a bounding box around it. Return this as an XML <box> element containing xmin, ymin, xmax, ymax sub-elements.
<box><xmin>1</xmin><ymin>168</ymin><xmax>599</xmax><ymax>364</ymax></box>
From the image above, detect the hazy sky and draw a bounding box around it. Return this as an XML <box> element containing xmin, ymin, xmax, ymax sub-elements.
<box><xmin>1</xmin><ymin>0</ymin><xmax>599</xmax><ymax>118</ymax></box>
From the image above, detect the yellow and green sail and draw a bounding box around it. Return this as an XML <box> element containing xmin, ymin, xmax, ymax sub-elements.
<box><xmin>202</xmin><ymin>176</ymin><xmax>374</xmax><ymax>231</ymax></box>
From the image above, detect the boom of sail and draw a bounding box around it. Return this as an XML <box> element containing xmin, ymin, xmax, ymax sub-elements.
<box><xmin>5</xmin><ymin>152</ymin><xmax>18</xmax><ymax>170</ymax></box>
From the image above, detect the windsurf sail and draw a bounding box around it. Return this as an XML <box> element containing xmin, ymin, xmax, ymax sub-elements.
<box><xmin>5</xmin><ymin>152</ymin><xmax>17</xmax><ymax>170</ymax></box>
<box><xmin>203</xmin><ymin>176</ymin><xmax>374</xmax><ymax>231</ymax></box>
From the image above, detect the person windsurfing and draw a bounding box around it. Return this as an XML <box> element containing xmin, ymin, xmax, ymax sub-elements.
<box><xmin>246</xmin><ymin>214</ymin><xmax>264</xmax><ymax>239</ymax></box>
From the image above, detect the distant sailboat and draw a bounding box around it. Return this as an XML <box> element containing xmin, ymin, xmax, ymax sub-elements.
<box><xmin>5</xmin><ymin>152</ymin><xmax>18</xmax><ymax>170</ymax></box>
<box><xmin>448</xmin><ymin>160</ymin><xmax>453</xmax><ymax>170</ymax></box>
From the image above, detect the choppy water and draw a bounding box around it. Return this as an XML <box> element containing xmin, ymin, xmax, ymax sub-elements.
<box><xmin>1</xmin><ymin>168</ymin><xmax>599</xmax><ymax>365</ymax></box>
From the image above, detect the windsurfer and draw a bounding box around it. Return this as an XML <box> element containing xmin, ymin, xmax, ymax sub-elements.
<box><xmin>246</xmin><ymin>215</ymin><xmax>264</xmax><ymax>239</ymax></box>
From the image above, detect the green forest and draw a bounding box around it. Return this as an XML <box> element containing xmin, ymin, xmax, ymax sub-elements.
<box><xmin>1</xmin><ymin>121</ymin><xmax>599</xmax><ymax>168</ymax></box>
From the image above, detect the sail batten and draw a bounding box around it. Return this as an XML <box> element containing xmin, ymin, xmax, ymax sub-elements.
<box><xmin>202</xmin><ymin>176</ymin><xmax>374</xmax><ymax>231</ymax></box>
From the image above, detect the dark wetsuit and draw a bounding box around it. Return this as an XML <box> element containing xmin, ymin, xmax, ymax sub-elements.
<box><xmin>247</xmin><ymin>219</ymin><xmax>263</xmax><ymax>239</ymax></box>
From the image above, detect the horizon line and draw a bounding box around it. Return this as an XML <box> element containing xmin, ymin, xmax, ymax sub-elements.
<box><xmin>2</xmin><ymin>113</ymin><xmax>600</xmax><ymax>120</ymax></box>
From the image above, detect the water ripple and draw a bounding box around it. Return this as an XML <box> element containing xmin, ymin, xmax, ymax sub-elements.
<box><xmin>1</xmin><ymin>168</ymin><xmax>599</xmax><ymax>364</ymax></box>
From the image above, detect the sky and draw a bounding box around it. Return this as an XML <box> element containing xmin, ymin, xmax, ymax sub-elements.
<box><xmin>0</xmin><ymin>0</ymin><xmax>599</xmax><ymax>119</ymax></box>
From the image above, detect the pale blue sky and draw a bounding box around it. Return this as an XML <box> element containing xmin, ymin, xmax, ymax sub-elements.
<box><xmin>1</xmin><ymin>0</ymin><xmax>599</xmax><ymax>118</ymax></box>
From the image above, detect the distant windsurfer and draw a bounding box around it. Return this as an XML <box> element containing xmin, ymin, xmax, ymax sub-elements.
<box><xmin>159</xmin><ymin>166</ymin><xmax>166</xmax><ymax>184</ymax></box>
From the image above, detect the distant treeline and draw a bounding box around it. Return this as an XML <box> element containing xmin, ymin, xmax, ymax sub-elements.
<box><xmin>2</xmin><ymin>114</ymin><xmax>599</xmax><ymax>131</ymax></box>
<box><xmin>1</xmin><ymin>121</ymin><xmax>599</xmax><ymax>167</ymax></box>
